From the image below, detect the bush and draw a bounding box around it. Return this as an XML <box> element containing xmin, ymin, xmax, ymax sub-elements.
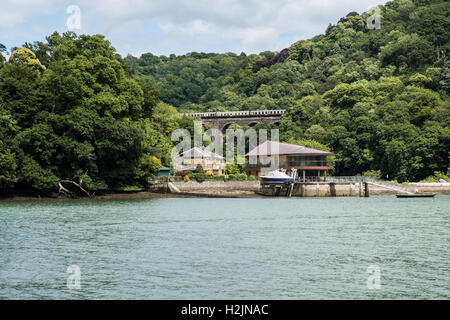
<box><xmin>195</xmin><ymin>164</ymin><xmax>204</xmax><ymax>173</ymax></box>
<box><xmin>168</xmin><ymin>176</ymin><xmax>183</xmax><ymax>182</ymax></box>
<box><xmin>159</xmin><ymin>176</ymin><xmax>169</xmax><ymax>182</ymax></box>
<box><xmin>120</xmin><ymin>185</ymin><xmax>144</xmax><ymax>192</ymax></box>
<box><xmin>192</xmin><ymin>173</ymin><xmax>206</xmax><ymax>182</ymax></box>
<box><xmin>175</xmin><ymin>170</ymin><xmax>186</xmax><ymax>178</ymax></box>
<box><xmin>362</xmin><ymin>170</ymin><xmax>381</xmax><ymax>179</ymax></box>
<box><xmin>248</xmin><ymin>175</ymin><xmax>256</xmax><ymax>181</ymax></box>
<box><xmin>234</xmin><ymin>173</ymin><xmax>247</xmax><ymax>181</ymax></box>
<box><xmin>420</xmin><ymin>171</ymin><xmax>450</xmax><ymax>183</ymax></box>
<box><xmin>183</xmin><ymin>175</ymin><xmax>190</xmax><ymax>182</ymax></box>
<box><xmin>226</xmin><ymin>173</ymin><xmax>247</xmax><ymax>181</ymax></box>
<box><xmin>208</xmin><ymin>174</ymin><xmax>225</xmax><ymax>181</ymax></box>
<box><xmin>225</xmin><ymin>161</ymin><xmax>245</xmax><ymax>175</ymax></box>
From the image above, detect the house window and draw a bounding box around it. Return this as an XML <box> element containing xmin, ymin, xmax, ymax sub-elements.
<box><xmin>287</xmin><ymin>156</ymin><xmax>327</xmax><ymax>167</ymax></box>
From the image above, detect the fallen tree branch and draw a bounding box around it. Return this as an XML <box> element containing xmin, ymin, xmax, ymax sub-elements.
<box><xmin>59</xmin><ymin>180</ymin><xmax>91</xmax><ymax>198</ymax></box>
<box><xmin>79</xmin><ymin>170</ymin><xmax>88</xmax><ymax>186</ymax></box>
<box><xmin>58</xmin><ymin>182</ymin><xmax>72</xmax><ymax>196</ymax></box>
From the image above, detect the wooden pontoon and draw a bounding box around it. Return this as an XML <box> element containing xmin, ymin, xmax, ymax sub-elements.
<box><xmin>396</xmin><ymin>193</ymin><xmax>436</xmax><ymax>198</ymax></box>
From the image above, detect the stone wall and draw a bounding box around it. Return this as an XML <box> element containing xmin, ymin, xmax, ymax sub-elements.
<box><xmin>259</xmin><ymin>182</ymin><xmax>363</xmax><ymax>197</ymax></box>
<box><xmin>292</xmin><ymin>183</ymin><xmax>361</xmax><ymax>197</ymax></box>
<box><xmin>158</xmin><ymin>181</ymin><xmax>450</xmax><ymax>197</ymax></box>
<box><xmin>170</xmin><ymin>181</ymin><xmax>365</xmax><ymax>197</ymax></box>
<box><xmin>170</xmin><ymin>181</ymin><xmax>261</xmax><ymax>192</ymax></box>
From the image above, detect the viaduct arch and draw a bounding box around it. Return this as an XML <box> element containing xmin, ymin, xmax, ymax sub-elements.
<box><xmin>181</xmin><ymin>109</ymin><xmax>286</xmax><ymax>132</ymax></box>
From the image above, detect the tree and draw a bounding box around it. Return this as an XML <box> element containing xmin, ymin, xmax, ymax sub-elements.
<box><xmin>304</xmin><ymin>125</ymin><xmax>328</xmax><ymax>145</ymax></box>
<box><xmin>0</xmin><ymin>43</ymin><xmax>7</xmax><ymax>64</ymax></box>
<box><xmin>398</xmin><ymin>86</ymin><xmax>441</xmax><ymax>126</ymax></box>
<box><xmin>93</xmin><ymin>116</ymin><xmax>143</xmax><ymax>188</ymax></box>
<box><xmin>379</xmin><ymin>33</ymin><xmax>434</xmax><ymax>70</ymax></box>
<box><xmin>0</xmin><ymin>147</ymin><xmax>17</xmax><ymax>189</ymax></box>
<box><xmin>323</xmin><ymin>83</ymin><xmax>372</xmax><ymax>109</ymax></box>
<box><xmin>408</xmin><ymin>73</ymin><xmax>432</xmax><ymax>88</ymax></box>
<box><xmin>138</xmin><ymin>80</ymin><xmax>160</xmax><ymax>117</ymax></box>
<box><xmin>0</xmin><ymin>55</ymin><xmax>44</xmax><ymax>127</ymax></box>
<box><xmin>19</xmin><ymin>154</ymin><xmax>60</xmax><ymax>190</ymax></box>
<box><xmin>9</xmin><ymin>48</ymin><xmax>46</xmax><ymax>72</ymax></box>
<box><xmin>135</xmin><ymin>154</ymin><xmax>161</xmax><ymax>187</ymax></box>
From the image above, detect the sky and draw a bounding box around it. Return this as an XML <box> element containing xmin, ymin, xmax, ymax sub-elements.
<box><xmin>0</xmin><ymin>0</ymin><xmax>389</xmax><ymax>58</ymax></box>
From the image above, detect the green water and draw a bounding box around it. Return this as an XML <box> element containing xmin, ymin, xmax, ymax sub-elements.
<box><xmin>0</xmin><ymin>196</ymin><xmax>449</xmax><ymax>299</ymax></box>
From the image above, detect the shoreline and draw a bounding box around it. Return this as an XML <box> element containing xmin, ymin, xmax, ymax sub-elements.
<box><xmin>1</xmin><ymin>187</ymin><xmax>450</xmax><ymax>202</ymax></box>
<box><xmin>0</xmin><ymin>189</ymin><xmax>266</xmax><ymax>201</ymax></box>
<box><xmin>2</xmin><ymin>180</ymin><xmax>450</xmax><ymax>201</ymax></box>
<box><xmin>0</xmin><ymin>191</ymin><xmax>263</xmax><ymax>201</ymax></box>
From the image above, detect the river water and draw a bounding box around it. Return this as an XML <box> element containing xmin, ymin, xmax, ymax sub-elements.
<box><xmin>0</xmin><ymin>196</ymin><xmax>448</xmax><ymax>299</ymax></box>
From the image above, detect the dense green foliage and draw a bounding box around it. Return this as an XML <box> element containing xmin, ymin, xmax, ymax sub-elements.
<box><xmin>0</xmin><ymin>0</ymin><xmax>449</xmax><ymax>194</ymax></box>
<box><xmin>124</xmin><ymin>0</ymin><xmax>449</xmax><ymax>182</ymax></box>
<box><xmin>0</xmin><ymin>33</ymin><xmax>192</xmax><ymax>193</ymax></box>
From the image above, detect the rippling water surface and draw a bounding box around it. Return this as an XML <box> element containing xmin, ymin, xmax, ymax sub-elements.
<box><xmin>0</xmin><ymin>196</ymin><xmax>449</xmax><ymax>299</ymax></box>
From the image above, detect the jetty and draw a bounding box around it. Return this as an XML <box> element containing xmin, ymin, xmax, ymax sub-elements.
<box><xmin>150</xmin><ymin>177</ymin><xmax>449</xmax><ymax>198</ymax></box>
<box><xmin>259</xmin><ymin>176</ymin><xmax>433</xmax><ymax>197</ymax></box>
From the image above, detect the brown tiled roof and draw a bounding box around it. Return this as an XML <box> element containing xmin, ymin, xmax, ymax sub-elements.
<box><xmin>245</xmin><ymin>141</ymin><xmax>334</xmax><ymax>156</ymax></box>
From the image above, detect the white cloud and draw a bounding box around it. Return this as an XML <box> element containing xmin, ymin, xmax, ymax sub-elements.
<box><xmin>0</xmin><ymin>0</ymin><xmax>389</xmax><ymax>56</ymax></box>
<box><xmin>0</xmin><ymin>0</ymin><xmax>51</xmax><ymax>26</ymax></box>
<box><xmin>239</xmin><ymin>27</ymin><xmax>278</xmax><ymax>53</ymax></box>
<box><xmin>0</xmin><ymin>0</ymin><xmax>70</xmax><ymax>47</ymax></box>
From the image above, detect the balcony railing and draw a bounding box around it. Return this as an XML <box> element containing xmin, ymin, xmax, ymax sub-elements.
<box><xmin>247</xmin><ymin>161</ymin><xmax>332</xmax><ymax>168</ymax></box>
<box><xmin>282</xmin><ymin>161</ymin><xmax>333</xmax><ymax>167</ymax></box>
<box><xmin>247</xmin><ymin>163</ymin><xmax>273</xmax><ymax>168</ymax></box>
<box><xmin>297</xmin><ymin>176</ymin><xmax>326</xmax><ymax>182</ymax></box>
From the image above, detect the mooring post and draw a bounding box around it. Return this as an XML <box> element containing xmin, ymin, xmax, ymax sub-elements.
<box><xmin>330</xmin><ymin>182</ymin><xmax>336</xmax><ymax>197</ymax></box>
<box><xmin>364</xmin><ymin>182</ymin><xmax>370</xmax><ymax>197</ymax></box>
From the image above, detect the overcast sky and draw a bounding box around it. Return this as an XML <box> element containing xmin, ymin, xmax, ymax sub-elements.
<box><xmin>0</xmin><ymin>0</ymin><xmax>389</xmax><ymax>57</ymax></box>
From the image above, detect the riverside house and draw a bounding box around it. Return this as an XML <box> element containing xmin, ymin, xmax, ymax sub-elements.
<box><xmin>245</xmin><ymin>141</ymin><xmax>334</xmax><ymax>182</ymax></box>
<box><xmin>177</xmin><ymin>147</ymin><xmax>226</xmax><ymax>175</ymax></box>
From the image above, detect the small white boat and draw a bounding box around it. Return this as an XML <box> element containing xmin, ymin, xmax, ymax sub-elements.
<box><xmin>260</xmin><ymin>170</ymin><xmax>294</xmax><ymax>183</ymax></box>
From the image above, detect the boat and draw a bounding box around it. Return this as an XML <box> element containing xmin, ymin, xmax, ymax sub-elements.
<box><xmin>396</xmin><ymin>193</ymin><xmax>436</xmax><ymax>198</ymax></box>
<box><xmin>260</xmin><ymin>170</ymin><xmax>295</xmax><ymax>183</ymax></box>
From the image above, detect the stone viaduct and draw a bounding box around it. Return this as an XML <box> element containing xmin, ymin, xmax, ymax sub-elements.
<box><xmin>181</xmin><ymin>109</ymin><xmax>286</xmax><ymax>132</ymax></box>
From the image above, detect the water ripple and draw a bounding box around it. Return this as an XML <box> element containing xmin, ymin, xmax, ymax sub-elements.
<box><xmin>0</xmin><ymin>196</ymin><xmax>449</xmax><ymax>299</ymax></box>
